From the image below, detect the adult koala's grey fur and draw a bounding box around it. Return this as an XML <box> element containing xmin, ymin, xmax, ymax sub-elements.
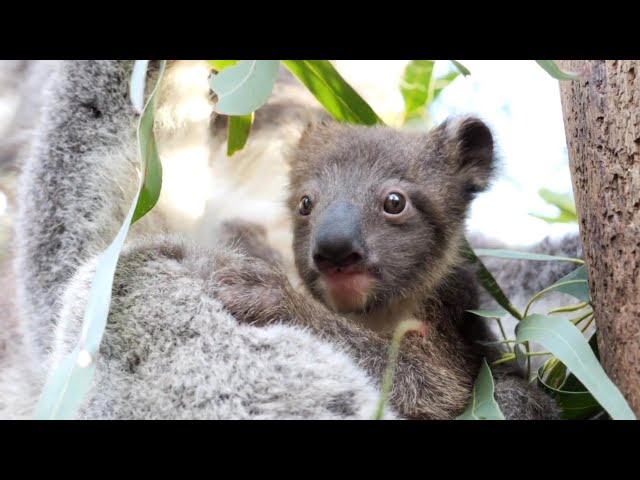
<box><xmin>0</xmin><ymin>60</ymin><xmax>580</xmax><ymax>419</ymax></box>
<box><xmin>1</xmin><ymin>60</ymin><xmax>395</xmax><ymax>419</ymax></box>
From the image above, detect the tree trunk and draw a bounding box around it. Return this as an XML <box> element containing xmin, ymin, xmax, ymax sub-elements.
<box><xmin>558</xmin><ymin>60</ymin><xmax>640</xmax><ymax>417</ymax></box>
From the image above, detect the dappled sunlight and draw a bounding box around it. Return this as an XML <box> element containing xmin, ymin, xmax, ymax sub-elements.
<box><xmin>159</xmin><ymin>144</ymin><xmax>213</xmax><ymax>221</ymax></box>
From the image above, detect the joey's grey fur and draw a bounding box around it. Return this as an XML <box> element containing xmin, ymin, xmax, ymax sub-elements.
<box><xmin>0</xmin><ymin>60</ymin><xmax>579</xmax><ymax>419</ymax></box>
<box><xmin>215</xmin><ymin>119</ymin><xmax>565</xmax><ymax>419</ymax></box>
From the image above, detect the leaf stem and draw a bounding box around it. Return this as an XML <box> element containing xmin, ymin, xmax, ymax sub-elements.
<box><xmin>492</xmin><ymin>354</ymin><xmax>516</xmax><ymax>367</ymax></box>
<box><xmin>580</xmin><ymin>314</ymin><xmax>595</xmax><ymax>333</ymax></box>
<box><xmin>374</xmin><ymin>320</ymin><xmax>426</xmax><ymax>419</ymax></box>
<box><xmin>571</xmin><ymin>309</ymin><xmax>594</xmax><ymax>325</ymax></box>
<box><xmin>548</xmin><ymin>302</ymin><xmax>589</xmax><ymax>314</ymax></box>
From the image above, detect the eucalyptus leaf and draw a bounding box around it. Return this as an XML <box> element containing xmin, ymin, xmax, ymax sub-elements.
<box><xmin>207</xmin><ymin>60</ymin><xmax>239</xmax><ymax>71</ymax></box>
<box><xmin>543</xmin><ymin>265</ymin><xmax>591</xmax><ymax>303</ymax></box>
<box><xmin>457</xmin><ymin>359</ymin><xmax>505</xmax><ymax>420</ymax></box>
<box><xmin>516</xmin><ymin>314</ymin><xmax>635</xmax><ymax>420</ymax></box>
<box><xmin>467</xmin><ymin>308</ymin><xmax>509</xmax><ymax>318</ymax></box>
<box><xmin>529</xmin><ymin>210</ymin><xmax>578</xmax><ymax>225</ymax></box>
<box><xmin>131</xmin><ymin>89</ymin><xmax>163</xmax><ymax>223</ymax></box>
<box><xmin>538</xmin><ymin>188</ymin><xmax>576</xmax><ymax>216</ymax></box>
<box><xmin>474</xmin><ymin>248</ymin><xmax>584</xmax><ymax>264</ymax></box>
<box><xmin>451</xmin><ymin>60</ymin><xmax>471</xmax><ymax>76</ymax></box>
<box><xmin>227</xmin><ymin>113</ymin><xmax>254</xmax><ymax>156</ymax></box>
<box><xmin>461</xmin><ymin>239</ymin><xmax>523</xmax><ymax>320</ymax></box>
<box><xmin>33</xmin><ymin>60</ymin><xmax>167</xmax><ymax>420</ymax></box>
<box><xmin>537</xmin><ymin>363</ymin><xmax>602</xmax><ymax>420</ymax></box>
<box><xmin>282</xmin><ymin>60</ymin><xmax>382</xmax><ymax>125</ymax></box>
<box><xmin>401</xmin><ymin>60</ymin><xmax>436</xmax><ymax>121</ymax></box>
<box><xmin>210</xmin><ymin>60</ymin><xmax>280</xmax><ymax>116</ymax></box>
<box><xmin>536</xmin><ymin>60</ymin><xmax>581</xmax><ymax>80</ymax></box>
<box><xmin>129</xmin><ymin>60</ymin><xmax>149</xmax><ymax>114</ymax></box>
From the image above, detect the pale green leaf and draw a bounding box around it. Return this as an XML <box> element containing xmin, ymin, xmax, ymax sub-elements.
<box><xmin>282</xmin><ymin>60</ymin><xmax>382</xmax><ymax>125</ymax></box>
<box><xmin>207</xmin><ymin>60</ymin><xmax>239</xmax><ymax>71</ymax></box>
<box><xmin>227</xmin><ymin>113</ymin><xmax>254</xmax><ymax>156</ymax></box>
<box><xmin>375</xmin><ymin>319</ymin><xmax>427</xmax><ymax>420</ymax></box>
<box><xmin>129</xmin><ymin>60</ymin><xmax>149</xmax><ymax>114</ymax></box>
<box><xmin>516</xmin><ymin>314</ymin><xmax>635</xmax><ymax>420</ymax></box>
<box><xmin>474</xmin><ymin>248</ymin><xmax>584</xmax><ymax>264</ymax></box>
<box><xmin>535</xmin><ymin>61</ymin><xmax>581</xmax><ymax>80</ymax></box>
<box><xmin>542</xmin><ymin>265</ymin><xmax>591</xmax><ymax>303</ymax></box>
<box><xmin>457</xmin><ymin>359</ymin><xmax>505</xmax><ymax>420</ymax></box>
<box><xmin>451</xmin><ymin>60</ymin><xmax>471</xmax><ymax>76</ymax></box>
<box><xmin>33</xmin><ymin>60</ymin><xmax>167</xmax><ymax>420</ymax></box>
<box><xmin>210</xmin><ymin>60</ymin><xmax>280</xmax><ymax>116</ymax></box>
<box><xmin>468</xmin><ymin>308</ymin><xmax>509</xmax><ymax>318</ymax></box>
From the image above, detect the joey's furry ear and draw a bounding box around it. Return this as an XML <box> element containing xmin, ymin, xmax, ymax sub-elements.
<box><xmin>297</xmin><ymin>116</ymin><xmax>337</xmax><ymax>150</ymax></box>
<box><xmin>440</xmin><ymin>116</ymin><xmax>496</xmax><ymax>197</ymax></box>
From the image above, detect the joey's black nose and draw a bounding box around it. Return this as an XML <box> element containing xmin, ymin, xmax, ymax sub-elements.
<box><xmin>312</xmin><ymin>201</ymin><xmax>364</xmax><ymax>270</ymax></box>
<box><xmin>313</xmin><ymin>241</ymin><xmax>363</xmax><ymax>269</ymax></box>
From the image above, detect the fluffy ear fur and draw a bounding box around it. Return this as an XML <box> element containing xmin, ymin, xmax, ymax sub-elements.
<box><xmin>439</xmin><ymin>115</ymin><xmax>496</xmax><ymax>197</ymax></box>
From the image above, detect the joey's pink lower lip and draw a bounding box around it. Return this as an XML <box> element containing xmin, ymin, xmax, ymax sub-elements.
<box><xmin>321</xmin><ymin>271</ymin><xmax>374</xmax><ymax>311</ymax></box>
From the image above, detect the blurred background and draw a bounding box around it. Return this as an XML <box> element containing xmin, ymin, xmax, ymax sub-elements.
<box><xmin>0</xmin><ymin>60</ymin><xmax>579</xmax><ymax>252</ymax></box>
<box><xmin>334</xmin><ymin>60</ymin><xmax>579</xmax><ymax>246</ymax></box>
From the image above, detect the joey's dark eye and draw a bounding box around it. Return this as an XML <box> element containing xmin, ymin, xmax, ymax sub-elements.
<box><xmin>299</xmin><ymin>196</ymin><xmax>313</xmax><ymax>215</ymax></box>
<box><xmin>383</xmin><ymin>192</ymin><xmax>406</xmax><ymax>215</ymax></box>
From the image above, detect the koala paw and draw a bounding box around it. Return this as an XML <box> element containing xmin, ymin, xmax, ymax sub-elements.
<box><xmin>213</xmin><ymin>255</ymin><xmax>293</xmax><ymax>327</ymax></box>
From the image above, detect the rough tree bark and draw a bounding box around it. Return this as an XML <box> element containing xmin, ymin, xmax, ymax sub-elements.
<box><xmin>558</xmin><ymin>60</ymin><xmax>640</xmax><ymax>417</ymax></box>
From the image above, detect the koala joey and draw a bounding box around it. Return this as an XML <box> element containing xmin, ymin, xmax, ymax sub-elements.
<box><xmin>214</xmin><ymin>117</ymin><xmax>562</xmax><ymax>420</ymax></box>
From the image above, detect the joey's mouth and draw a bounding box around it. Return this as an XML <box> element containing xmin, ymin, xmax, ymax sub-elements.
<box><xmin>318</xmin><ymin>266</ymin><xmax>376</xmax><ymax>313</ymax></box>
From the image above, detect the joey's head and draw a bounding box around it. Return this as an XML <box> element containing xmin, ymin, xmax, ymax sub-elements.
<box><xmin>288</xmin><ymin>116</ymin><xmax>496</xmax><ymax>316</ymax></box>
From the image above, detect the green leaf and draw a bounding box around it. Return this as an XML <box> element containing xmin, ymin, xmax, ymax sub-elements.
<box><xmin>516</xmin><ymin>314</ymin><xmax>635</xmax><ymax>420</ymax></box>
<box><xmin>542</xmin><ymin>265</ymin><xmax>591</xmax><ymax>303</ymax></box>
<box><xmin>530</xmin><ymin>210</ymin><xmax>578</xmax><ymax>224</ymax></box>
<box><xmin>531</xmin><ymin>188</ymin><xmax>578</xmax><ymax>224</ymax></box>
<box><xmin>474</xmin><ymin>248</ymin><xmax>584</xmax><ymax>264</ymax></box>
<box><xmin>131</xmin><ymin>84</ymin><xmax>163</xmax><ymax>223</ymax></box>
<box><xmin>400</xmin><ymin>60</ymin><xmax>436</xmax><ymax>121</ymax></box>
<box><xmin>207</xmin><ymin>60</ymin><xmax>239</xmax><ymax>71</ymax></box>
<box><xmin>210</xmin><ymin>60</ymin><xmax>280</xmax><ymax>116</ymax></box>
<box><xmin>451</xmin><ymin>60</ymin><xmax>471</xmax><ymax>76</ymax></box>
<box><xmin>535</xmin><ymin>61</ymin><xmax>581</xmax><ymax>80</ymax></box>
<box><xmin>538</xmin><ymin>188</ymin><xmax>576</xmax><ymax>216</ymax></box>
<box><xmin>457</xmin><ymin>359</ymin><xmax>505</xmax><ymax>420</ymax></box>
<box><xmin>34</xmin><ymin>60</ymin><xmax>168</xmax><ymax>420</ymax></box>
<box><xmin>227</xmin><ymin>113</ymin><xmax>254</xmax><ymax>156</ymax></box>
<box><xmin>282</xmin><ymin>60</ymin><xmax>382</xmax><ymax>125</ymax></box>
<box><xmin>467</xmin><ymin>308</ymin><xmax>509</xmax><ymax>318</ymax></box>
<box><xmin>537</xmin><ymin>362</ymin><xmax>603</xmax><ymax>420</ymax></box>
<box><xmin>461</xmin><ymin>240</ymin><xmax>523</xmax><ymax>321</ymax></box>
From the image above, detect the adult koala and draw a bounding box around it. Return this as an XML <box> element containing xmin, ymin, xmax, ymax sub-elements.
<box><xmin>1</xmin><ymin>60</ymin><xmax>394</xmax><ymax>420</ymax></box>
